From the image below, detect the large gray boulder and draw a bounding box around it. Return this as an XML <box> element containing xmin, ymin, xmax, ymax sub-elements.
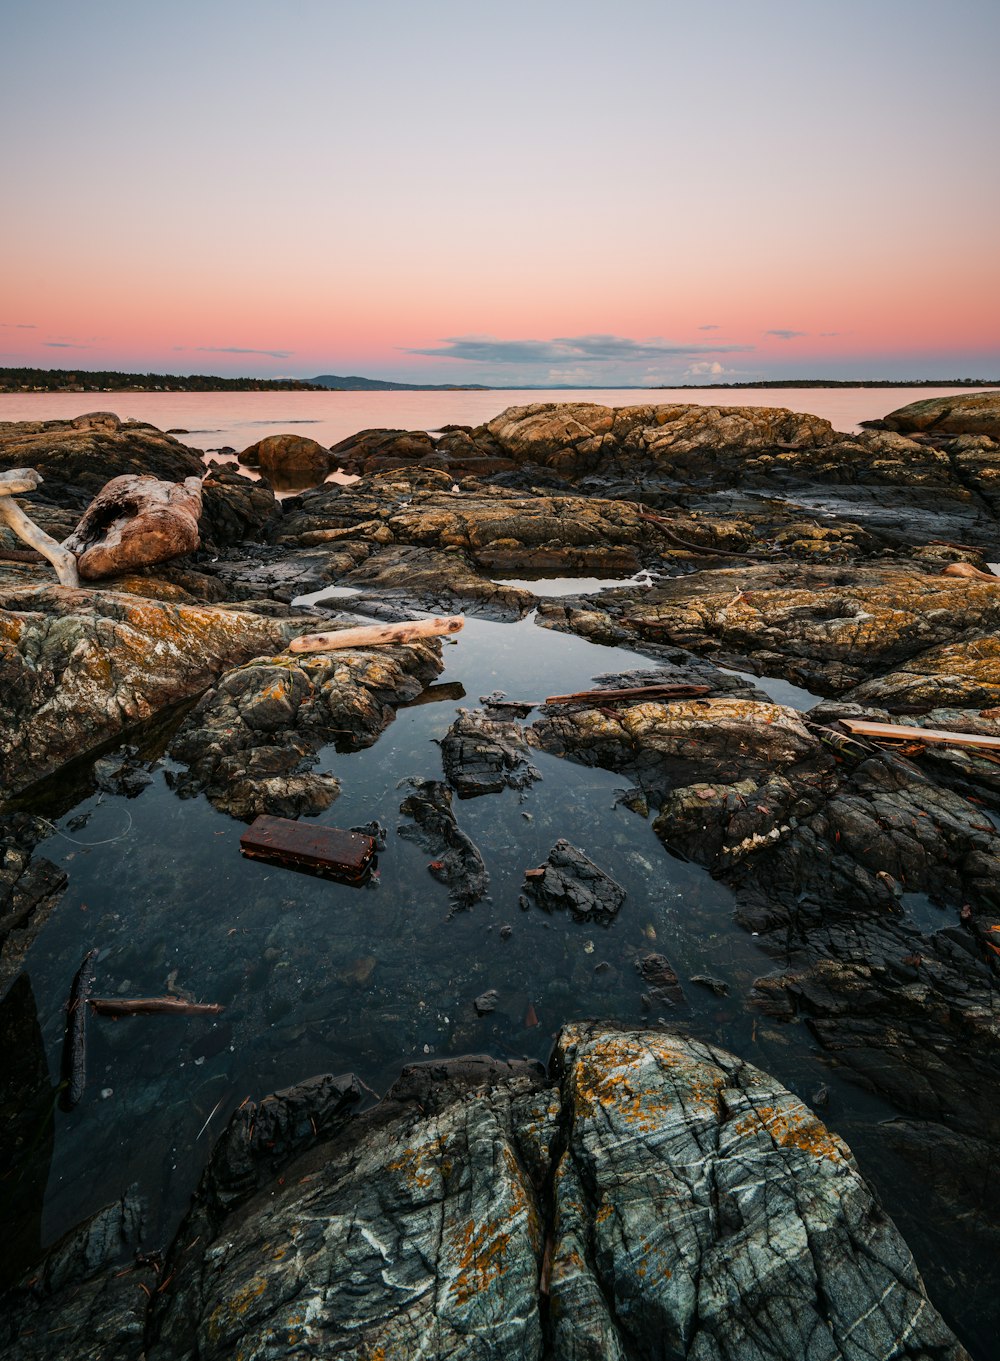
<box><xmin>2</xmin><ymin>1027</ymin><xmax>967</xmax><ymax>1360</ymax></box>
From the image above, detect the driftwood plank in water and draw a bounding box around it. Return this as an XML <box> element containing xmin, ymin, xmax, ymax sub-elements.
<box><xmin>289</xmin><ymin>616</ymin><xmax>463</xmax><ymax>654</ymax></box>
<box><xmin>90</xmin><ymin>997</ymin><xmax>224</xmax><ymax>1016</ymax></box>
<box><xmin>240</xmin><ymin>814</ymin><xmax>377</xmax><ymax>883</ymax></box>
<box><xmin>841</xmin><ymin>719</ymin><xmax>1000</xmax><ymax>752</ymax></box>
<box><xmin>545</xmin><ymin>683</ymin><xmax>711</xmax><ymax>706</ymax></box>
<box><xmin>60</xmin><ymin>948</ymin><xmax>98</xmax><ymax>1110</ymax></box>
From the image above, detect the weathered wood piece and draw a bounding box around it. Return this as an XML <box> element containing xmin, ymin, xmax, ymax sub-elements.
<box><xmin>289</xmin><ymin>615</ymin><xmax>464</xmax><ymax>654</ymax></box>
<box><xmin>59</xmin><ymin>948</ymin><xmax>98</xmax><ymax>1110</ymax></box>
<box><xmin>545</xmin><ymin>683</ymin><xmax>711</xmax><ymax>706</ymax></box>
<box><xmin>841</xmin><ymin>719</ymin><xmax>1000</xmax><ymax>752</ymax></box>
<box><xmin>240</xmin><ymin>814</ymin><xmax>377</xmax><ymax>883</ymax></box>
<box><xmin>90</xmin><ymin>997</ymin><xmax>224</xmax><ymax>1016</ymax></box>
<box><xmin>0</xmin><ymin>468</ymin><xmax>81</xmax><ymax>587</ymax></box>
<box><xmin>62</xmin><ymin>473</ymin><xmax>203</xmax><ymax>580</ymax></box>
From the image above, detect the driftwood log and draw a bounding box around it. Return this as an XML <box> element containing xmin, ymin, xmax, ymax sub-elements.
<box><xmin>0</xmin><ymin>468</ymin><xmax>80</xmax><ymax>587</ymax></box>
<box><xmin>841</xmin><ymin>719</ymin><xmax>1000</xmax><ymax>752</ymax></box>
<box><xmin>544</xmin><ymin>683</ymin><xmax>711</xmax><ymax>706</ymax></box>
<box><xmin>89</xmin><ymin>996</ymin><xmax>224</xmax><ymax>1017</ymax></box>
<box><xmin>289</xmin><ymin>616</ymin><xmax>464</xmax><ymax>654</ymax></box>
<box><xmin>59</xmin><ymin>948</ymin><xmax>99</xmax><ymax>1110</ymax></box>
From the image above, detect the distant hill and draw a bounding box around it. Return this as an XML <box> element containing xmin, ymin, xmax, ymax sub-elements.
<box><xmin>310</xmin><ymin>374</ymin><xmax>491</xmax><ymax>391</ymax></box>
<box><xmin>0</xmin><ymin>367</ymin><xmax>324</xmax><ymax>393</ymax></box>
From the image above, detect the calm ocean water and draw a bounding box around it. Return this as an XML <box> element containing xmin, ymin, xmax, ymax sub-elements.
<box><xmin>1</xmin><ymin>386</ymin><xmax>993</xmax><ymax>451</ymax></box>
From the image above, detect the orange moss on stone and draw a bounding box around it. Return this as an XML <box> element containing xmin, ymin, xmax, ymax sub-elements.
<box><xmin>449</xmin><ymin>1217</ymin><xmax>513</xmax><ymax>1307</ymax></box>
<box><xmin>734</xmin><ymin>1102</ymin><xmax>846</xmax><ymax>1164</ymax></box>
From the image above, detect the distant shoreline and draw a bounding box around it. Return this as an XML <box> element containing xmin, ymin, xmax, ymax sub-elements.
<box><xmin>1</xmin><ymin>367</ymin><xmax>997</xmax><ymax>395</ymax></box>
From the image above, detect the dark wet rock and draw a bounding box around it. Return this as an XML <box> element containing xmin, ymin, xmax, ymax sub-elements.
<box><xmin>636</xmin><ymin>950</ymin><xmax>685</xmax><ymax>1006</ymax></box>
<box><xmin>27</xmin><ymin>1028</ymin><xmax>954</xmax><ymax>1361</ymax></box>
<box><xmin>520</xmin><ymin>839</ymin><xmax>625</xmax><ymax>923</ymax></box>
<box><xmin>397</xmin><ymin>778</ymin><xmax>489</xmax><ymax>909</ymax></box>
<box><xmin>689</xmin><ymin>972</ymin><xmax>729</xmax><ymax>996</ymax></box>
<box><xmin>237</xmin><ymin>432</ymin><xmax>331</xmax><ymax>489</ymax></box>
<box><xmin>0</xmin><ymin>975</ymin><xmax>55</xmax><ymax>1288</ymax></box>
<box><xmin>474</xmin><ymin>988</ymin><xmax>499</xmax><ymax>1015</ymax></box>
<box><xmin>342</xmin><ymin>542</ymin><xmax>535</xmax><ymax>619</ymax></box>
<box><xmin>0</xmin><ymin>817</ymin><xmax>67</xmax><ymax>989</ymax></box>
<box><xmin>881</xmin><ymin>389</ymin><xmax>1000</xmax><ymax>439</ymax></box>
<box><xmin>479</xmin><ymin>689</ymin><xmax>535</xmax><ymax>716</ymax></box>
<box><xmin>0</xmin><ymin>416</ymin><xmax>204</xmax><ymax>512</ymax></box>
<box><xmin>0</xmin><ymin>585</ymin><xmax>305</xmax><ymax>797</ymax></box>
<box><xmin>441</xmin><ymin>708</ymin><xmax>541</xmax><ymax>797</ymax></box>
<box><xmin>0</xmin><ymin>1192</ymin><xmax>148</xmax><ymax>1361</ymax></box>
<box><xmin>168</xmin><ymin>640</ymin><xmax>443</xmax><ymax>820</ymax></box>
<box><xmin>198</xmin><ymin>465</ymin><xmax>278</xmax><ymax>547</ymax></box>
<box><xmin>92</xmin><ymin>750</ymin><xmax>153</xmax><ymax>798</ymax></box>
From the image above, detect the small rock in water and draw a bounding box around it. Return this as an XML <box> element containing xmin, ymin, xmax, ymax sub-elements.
<box><xmin>519</xmin><ymin>839</ymin><xmax>625</xmax><ymax>924</ymax></box>
<box><xmin>474</xmin><ymin>989</ymin><xmax>499</xmax><ymax>1016</ymax></box>
<box><xmin>499</xmin><ymin>924</ymin><xmax>513</xmax><ymax>940</ymax></box>
<box><xmin>689</xmin><ymin>973</ymin><xmax>730</xmax><ymax>997</ymax></box>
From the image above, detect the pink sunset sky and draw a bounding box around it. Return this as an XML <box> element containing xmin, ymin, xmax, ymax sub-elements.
<box><xmin>3</xmin><ymin>0</ymin><xmax>998</xmax><ymax>386</ymax></box>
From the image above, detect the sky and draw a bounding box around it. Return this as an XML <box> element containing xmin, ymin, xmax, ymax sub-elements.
<box><xmin>3</xmin><ymin>0</ymin><xmax>999</xmax><ymax>386</ymax></box>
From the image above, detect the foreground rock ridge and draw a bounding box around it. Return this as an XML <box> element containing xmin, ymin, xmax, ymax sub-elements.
<box><xmin>0</xmin><ymin>1026</ymin><xmax>970</xmax><ymax>1360</ymax></box>
<box><xmin>1</xmin><ymin>396</ymin><xmax>998</xmax><ymax>1357</ymax></box>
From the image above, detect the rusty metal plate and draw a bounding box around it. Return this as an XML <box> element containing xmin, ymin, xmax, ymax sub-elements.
<box><xmin>239</xmin><ymin>815</ymin><xmax>376</xmax><ymax>885</ymax></box>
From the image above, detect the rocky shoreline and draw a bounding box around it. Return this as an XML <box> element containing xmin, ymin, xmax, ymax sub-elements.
<box><xmin>1</xmin><ymin>393</ymin><xmax>998</xmax><ymax>1358</ymax></box>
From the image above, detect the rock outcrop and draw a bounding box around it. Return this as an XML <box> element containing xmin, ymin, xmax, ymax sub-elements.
<box><xmin>881</xmin><ymin>388</ymin><xmax>1000</xmax><ymax>439</ymax></box>
<box><xmin>167</xmin><ymin>638</ymin><xmax>444</xmax><ymax>819</ymax></box>
<box><xmin>0</xmin><ymin>1027</ymin><xmax>970</xmax><ymax>1360</ymax></box>
<box><xmin>0</xmin><ymin>585</ymin><xmax>307</xmax><ymax>797</ymax></box>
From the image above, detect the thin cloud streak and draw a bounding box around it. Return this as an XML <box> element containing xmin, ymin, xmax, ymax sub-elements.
<box><xmin>405</xmin><ymin>334</ymin><xmax>755</xmax><ymax>366</ymax></box>
<box><xmin>196</xmin><ymin>345</ymin><xmax>294</xmax><ymax>359</ymax></box>
<box><xmin>764</xmin><ymin>329</ymin><xmax>807</xmax><ymax>340</ymax></box>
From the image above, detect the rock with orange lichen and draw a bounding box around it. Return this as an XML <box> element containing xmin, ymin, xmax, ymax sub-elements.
<box><xmin>550</xmin><ymin>1023</ymin><xmax>969</xmax><ymax>1361</ymax></box>
<box><xmin>168</xmin><ymin>640</ymin><xmax>444</xmax><ymax>820</ymax></box>
<box><xmin>2</xmin><ymin>1032</ymin><xmax>969</xmax><ymax>1361</ymax></box>
<box><xmin>0</xmin><ymin>584</ymin><xmax>308</xmax><ymax>798</ymax></box>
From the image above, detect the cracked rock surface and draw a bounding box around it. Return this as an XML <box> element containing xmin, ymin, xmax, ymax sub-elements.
<box><xmin>0</xmin><ymin>1027</ymin><xmax>970</xmax><ymax>1360</ymax></box>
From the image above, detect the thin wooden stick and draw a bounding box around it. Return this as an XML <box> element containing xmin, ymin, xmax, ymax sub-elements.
<box><xmin>90</xmin><ymin>996</ymin><xmax>224</xmax><ymax>1017</ymax></box>
<box><xmin>60</xmin><ymin>948</ymin><xmax>98</xmax><ymax>1110</ymax></box>
<box><xmin>289</xmin><ymin>615</ymin><xmax>463</xmax><ymax>654</ymax></box>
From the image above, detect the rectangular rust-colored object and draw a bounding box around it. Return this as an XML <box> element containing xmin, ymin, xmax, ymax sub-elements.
<box><xmin>240</xmin><ymin>815</ymin><xmax>376</xmax><ymax>884</ymax></box>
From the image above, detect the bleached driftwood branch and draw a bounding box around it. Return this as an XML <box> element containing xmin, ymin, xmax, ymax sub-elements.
<box><xmin>289</xmin><ymin>616</ymin><xmax>464</xmax><ymax>653</ymax></box>
<box><xmin>0</xmin><ymin>468</ymin><xmax>80</xmax><ymax>587</ymax></box>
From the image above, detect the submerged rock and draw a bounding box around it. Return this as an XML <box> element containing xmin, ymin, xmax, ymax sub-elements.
<box><xmin>397</xmin><ymin>778</ymin><xmax>490</xmax><ymax>909</ymax></box>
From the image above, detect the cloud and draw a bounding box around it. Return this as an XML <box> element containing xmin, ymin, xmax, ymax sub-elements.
<box><xmin>764</xmin><ymin>329</ymin><xmax>807</xmax><ymax>340</ymax></box>
<box><xmin>196</xmin><ymin>345</ymin><xmax>294</xmax><ymax>359</ymax></box>
<box><xmin>405</xmin><ymin>333</ymin><xmax>753</xmax><ymax>365</ymax></box>
<box><xmin>685</xmin><ymin>361</ymin><xmax>727</xmax><ymax>377</ymax></box>
<box><xmin>44</xmin><ymin>340</ymin><xmax>92</xmax><ymax>349</ymax></box>
<box><xmin>819</xmin><ymin>331</ymin><xmax>843</xmax><ymax>337</ymax></box>
<box><xmin>697</xmin><ymin>324</ymin><xmax>721</xmax><ymax>331</ymax></box>
<box><xmin>1</xmin><ymin>322</ymin><xmax>36</xmax><ymax>329</ymax></box>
